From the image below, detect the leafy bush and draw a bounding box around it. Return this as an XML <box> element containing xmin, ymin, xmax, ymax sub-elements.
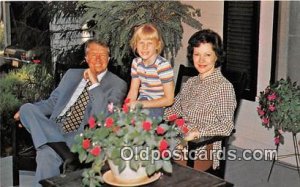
<box><xmin>0</xmin><ymin>64</ymin><xmax>54</xmax><ymax>156</ymax></box>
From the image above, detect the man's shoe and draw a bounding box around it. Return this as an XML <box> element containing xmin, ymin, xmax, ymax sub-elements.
<box><xmin>47</xmin><ymin>142</ymin><xmax>80</xmax><ymax>174</ymax></box>
<box><xmin>62</xmin><ymin>157</ymin><xmax>80</xmax><ymax>174</ymax></box>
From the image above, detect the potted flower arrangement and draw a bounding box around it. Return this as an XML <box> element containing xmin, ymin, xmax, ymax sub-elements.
<box><xmin>72</xmin><ymin>99</ymin><xmax>188</xmax><ymax>186</ymax></box>
<box><xmin>257</xmin><ymin>78</ymin><xmax>300</xmax><ymax>146</ymax></box>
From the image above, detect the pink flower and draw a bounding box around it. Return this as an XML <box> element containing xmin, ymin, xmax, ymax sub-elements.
<box><xmin>82</xmin><ymin>139</ymin><xmax>90</xmax><ymax>150</ymax></box>
<box><xmin>142</xmin><ymin>121</ymin><xmax>152</xmax><ymax>131</ymax></box>
<box><xmin>261</xmin><ymin>117</ymin><xmax>269</xmax><ymax>125</ymax></box>
<box><xmin>274</xmin><ymin>136</ymin><xmax>280</xmax><ymax>145</ymax></box>
<box><xmin>268</xmin><ymin>104</ymin><xmax>276</xmax><ymax>112</ymax></box>
<box><xmin>156</xmin><ymin>126</ymin><xmax>165</xmax><ymax>135</ymax></box>
<box><xmin>168</xmin><ymin>114</ymin><xmax>178</xmax><ymax>121</ymax></box>
<box><xmin>88</xmin><ymin>116</ymin><xmax>96</xmax><ymax>128</ymax></box>
<box><xmin>105</xmin><ymin>117</ymin><xmax>114</xmax><ymax>128</ymax></box>
<box><xmin>90</xmin><ymin>146</ymin><xmax>101</xmax><ymax>156</ymax></box>
<box><xmin>107</xmin><ymin>102</ymin><xmax>114</xmax><ymax>113</ymax></box>
<box><xmin>175</xmin><ymin>119</ymin><xmax>185</xmax><ymax>127</ymax></box>
<box><xmin>257</xmin><ymin>107</ymin><xmax>265</xmax><ymax>116</ymax></box>
<box><xmin>267</xmin><ymin>92</ymin><xmax>277</xmax><ymax>101</ymax></box>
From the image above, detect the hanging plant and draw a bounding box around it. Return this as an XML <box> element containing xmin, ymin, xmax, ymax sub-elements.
<box><xmin>257</xmin><ymin>78</ymin><xmax>300</xmax><ymax>145</ymax></box>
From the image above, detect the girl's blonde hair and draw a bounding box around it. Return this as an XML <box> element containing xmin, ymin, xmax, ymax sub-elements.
<box><xmin>130</xmin><ymin>23</ymin><xmax>164</xmax><ymax>54</ymax></box>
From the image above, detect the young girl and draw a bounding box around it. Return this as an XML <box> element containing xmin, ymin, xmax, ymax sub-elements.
<box><xmin>126</xmin><ymin>23</ymin><xmax>175</xmax><ymax>119</ymax></box>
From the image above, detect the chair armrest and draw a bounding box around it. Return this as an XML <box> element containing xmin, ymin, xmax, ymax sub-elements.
<box><xmin>188</xmin><ymin>129</ymin><xmax>236</xmax><ymax>148</ymax></box>
<box><xmin>188</xmin><ymin>136</ymin><xmax>229</xmax><ymax>148</ymax></box>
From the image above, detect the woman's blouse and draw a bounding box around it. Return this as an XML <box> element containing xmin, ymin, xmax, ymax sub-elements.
<box><xmin>131</xmin><ymin>56</ymin><xmax>174</xmax><ymax>100</ymax></box>
<box><xmin>164</xmin><ymin>67</ymin><xmax>236</xmax><ymax>168</ymax></box>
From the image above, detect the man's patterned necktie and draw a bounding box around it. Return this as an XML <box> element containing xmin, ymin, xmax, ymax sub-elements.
<box><xmin>56</xmin><ymin>81</ymin><xmax>92</xmax><ymax>133</ymax></box>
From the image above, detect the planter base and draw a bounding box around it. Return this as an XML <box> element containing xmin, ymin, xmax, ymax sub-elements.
<box><xmin>108</xmin><ymin>160</ymin><xmax>148</xmax><ymax>184</ymax></box>
<box><xmin>103</xmin><ymin>170</ymin><xmax>161</xmax><ymax>186</ymax></box>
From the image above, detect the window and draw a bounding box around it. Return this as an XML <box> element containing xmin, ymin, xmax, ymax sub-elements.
<box><xmin>223</xmin><ymin>1</ymin><xmax>260</xmax><ymax>101</ymax></box>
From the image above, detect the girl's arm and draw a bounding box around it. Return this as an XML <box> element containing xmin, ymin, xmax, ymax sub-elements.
<box><xmin>138</xmin><ymin>81</ymin><xmax>175</xmax><ymax>108</ymax></box>
<box><xmin>126</xmin><ymin>78</ymin><xmax>141</xmax><ymax>104</ymax></box>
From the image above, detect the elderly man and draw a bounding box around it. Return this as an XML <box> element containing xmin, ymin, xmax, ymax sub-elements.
<box><xmin>14</xmin><ymin>39</ymin><xmax>127</xmax><ymax>186</ymax></box>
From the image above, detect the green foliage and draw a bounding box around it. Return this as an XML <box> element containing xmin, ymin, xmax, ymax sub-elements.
<box><xmin>0</xmin><ymin>65</ymin><xmax>54</xmax><ymax>107</ymax></box>
<box><xmin>9</xmin><ymin>1</ymin><xmax>202</xmax><ymax>78</ymax></box>
<box><xmin>10</xmin><ymin>2</ymin><xmax>52</xmax><ymax>72</ymax></box>
<box><xmin>72</xmin><ymin>103</ymin><xmax>187</xmax><ymax>186</ymax></box>
<box><xmin>77</xmin><ymin>1</ymin><xmax>201</xmax><ymax>68</ymax></box>
<box><xmin>0</xmin><ymin>64</ymin><xmax>54</xmax><ymax>155</ymax></box>
<box><xmin>257</xmin><ymin>78</ymin><xmax>300</xmax><ymax>145</ymax></box>
<box><xmin>9</xmin><ymin>1</ymin><xmax>202</xmax><ymax>77</ymax></box>
<box><xmin>48</xmin><ymin>1</ymin><xmax>202</xmax><ymax>75</ymax></box>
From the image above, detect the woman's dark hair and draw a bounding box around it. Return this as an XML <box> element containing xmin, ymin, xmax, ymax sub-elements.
<box><xmin>187</xmin><ymin>29</ymin><xmax>224</xmax><ymax>67</ymax></box>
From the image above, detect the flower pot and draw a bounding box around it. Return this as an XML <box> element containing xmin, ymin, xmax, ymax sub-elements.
<box><xmin>107</xmin><ymin>160</ymin><xmax>148</xmax><ymax>184</ymax></box>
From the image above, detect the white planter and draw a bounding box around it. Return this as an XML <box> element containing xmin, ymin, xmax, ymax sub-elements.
<box><xmin>108</xmin><ymin>160</ymin><xmax>148</xmax><ymax>184</ymax></box>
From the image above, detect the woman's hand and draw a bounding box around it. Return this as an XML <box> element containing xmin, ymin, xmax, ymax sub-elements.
<box><xmin>184</xmin><ymin>129</ymin><xmax>200</xmax><ymax>141</ymax></box>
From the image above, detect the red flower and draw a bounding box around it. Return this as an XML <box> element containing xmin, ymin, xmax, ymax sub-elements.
<box><xmin>261</xmin><ymin>117</ymin><xmax>269</xmax><ymax>125</ymax></box>
<box><xmin>82</xmin><ymin>139</ymin><xmax>90</xmax><ymax>150</ymax></box>
<box><xmin>268</xmin><ymin>104</ymin><xmax>276</xmax><ymax>112</ymax></box>
<box><xmin>168</xmin><ymin>114</ymin><xmax>178</xmax><ymax>121</ymax></box>
<box><xmin>142</xmin><ymin>121</ymin><xmax>152</xmax><ymax>131</ymax></box>
<box><xmin>267</xmin><ymin>92</ymin><xmax>277</xmax><ymax>101</ymax></box>
<box><xmin>159</xmin><ymin>139</ymin><xmax>169</xmax><ymax>152</ymax></box>
<box><xmin>90</xmin><ymin>146</ymin><xmax>101</xmax><ymax>156</ymax></box>
<box><xmin>122</xmin><ymin>104</ymin><xmax>129</xmax><ymax>113</ymax></box>
<box><xmin>175</xmin><ymin>118</ymin><xmax>185</xmax><ymax>127</ymax></box>
<box><xmin>156</xmin><ymin>126</ymin><xmax>165</xmax><ymax>135</ymax></box>
<box><xmin>124</xmin><ymin>98</ymin><xmax>130</xmax><ymax>104</ymax></box>
<box><xmin>257</xmin><ymin>107</ymin><xmax>265</xmax><ymax>116</ymax></box>
<box><xmin>105</xmin><ymin>117</ymin><xmax>114</xmax><ymax>128</ymax></box>
<box><xmin>88</xmin><ymin>116</ymin><xmax>96</xmax><ymax>128</ymax></box>
<box><xmin>181</xmin><ymin>125</ymin><xmax>189</xmax><ymax>134</ymax></box>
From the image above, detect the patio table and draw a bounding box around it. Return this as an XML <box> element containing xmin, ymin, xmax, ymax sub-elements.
<box><xmin>40</xmin><ymin>162</ymin><xmax>233</xmax><ymax>187</ymax></box>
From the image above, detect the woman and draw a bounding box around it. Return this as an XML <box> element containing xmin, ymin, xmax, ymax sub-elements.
<box><xmin>164</xmin><ymin>29</ymin><xmax>236</xmax><ymax>171</ymax></box>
